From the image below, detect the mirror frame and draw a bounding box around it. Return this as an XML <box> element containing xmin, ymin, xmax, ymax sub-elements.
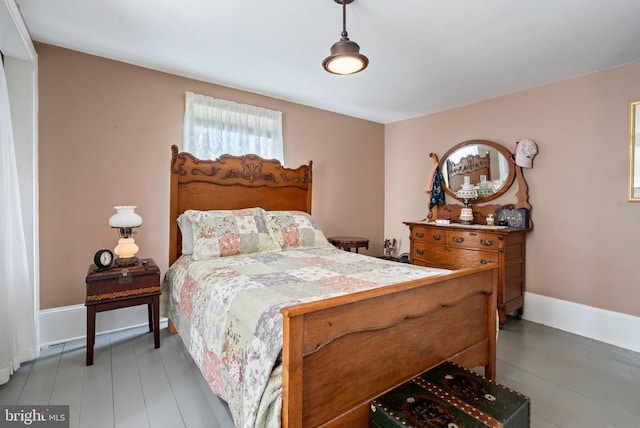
<box><xmin>441</xmin><ymin>139</ymin><xmax>516</xmax><ymax>203</ymax></box>
<box><xmin>629</xmin><ymin>101</ymin><xmax>640</xmax><ymax>202</ymax></box>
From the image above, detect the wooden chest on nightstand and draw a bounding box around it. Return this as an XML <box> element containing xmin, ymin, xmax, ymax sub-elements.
<box><xmin>404</xmin><ymin>222</ymin><xmax>528</xmax><ymax>326</ymax></box>
<box><xmin>85</xmin><ymin>258</ymin><xmax>160</xmax><ymax>302</ymax></box>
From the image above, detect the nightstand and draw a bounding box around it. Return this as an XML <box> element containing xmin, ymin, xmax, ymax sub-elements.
<box><xmin>327</xmin><ymin>236</ymin><xmax>369</xmax><ymax>253</ymax></box>
<box><xmin>85</xmin><ymin>258</ymin><xmax>161</xmax><ymax>365</ymax></box>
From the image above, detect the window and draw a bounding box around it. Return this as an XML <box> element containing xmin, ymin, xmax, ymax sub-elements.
<box><xmin>183</xmin><ymin>92</ymin><xmax>284</xmax><ymax>163</ymax></box>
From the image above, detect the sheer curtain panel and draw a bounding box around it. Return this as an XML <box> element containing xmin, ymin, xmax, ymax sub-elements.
<box><xmin>0</xmin><ymin>62</ymin><xmax>38</xmax><ymax>385</ymax></box>
<box><xmin>183</xmin><ymin>92</ymin><xmax>284</xmax><ymax>163</ymax></box>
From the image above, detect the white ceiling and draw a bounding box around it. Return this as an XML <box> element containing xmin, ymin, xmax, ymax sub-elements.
<box><xmin>14</xmin><ymin>0</ymin><xmax>640</xmax><ymax>124</ymax></box>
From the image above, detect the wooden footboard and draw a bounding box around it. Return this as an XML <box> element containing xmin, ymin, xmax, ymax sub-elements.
<box><xmin>280</xmin><ymin>265</ymin><xmax>498</xmax><ymax>428</ymax></box>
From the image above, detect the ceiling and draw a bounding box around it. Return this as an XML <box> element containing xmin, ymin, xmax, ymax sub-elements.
<box><xmin>14</xmin><ymin>0</ymin><xmax>640</xmax><ymax>124</ymax></box>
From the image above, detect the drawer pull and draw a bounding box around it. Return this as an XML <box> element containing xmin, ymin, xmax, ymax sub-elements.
<box><xmin>480</xmin><ymin>239</ymin><xmax>493</xmax><ymax>246</ymax></box>
<box><xmin>432</xmin><ymin>234</ymin><xmax>442</xmax><ymax>241</ymax></box>
<box><xmin>415</xmin><ymin>232</ymin><xmax>424</xmax><ymax>238</ymax></box>
<box><xmin>452</xmin><ymin>237</ymin><xmax>464</xmax><ymax>243</ymax></box>
<box><xmin>416</xmin><ymin>248</ymin><xmax>425</xmax><ymax>255</ymax></box>
<box><xmin>480</xmin><ymin>259</ymin><xmax>490</xmax><ymax>265</ymax></box>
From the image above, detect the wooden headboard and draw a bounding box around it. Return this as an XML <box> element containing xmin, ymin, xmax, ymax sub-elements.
<box><xmin>169</xmin><ymin>145</ymin><xmax>313</xmax><ymax>264</ymax></box>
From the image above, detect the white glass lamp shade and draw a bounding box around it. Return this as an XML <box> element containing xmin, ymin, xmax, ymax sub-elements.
<box><xmin>108</xmin><ymin>206</ymin><xmax>143</xmax><ymax>228</ymax></box>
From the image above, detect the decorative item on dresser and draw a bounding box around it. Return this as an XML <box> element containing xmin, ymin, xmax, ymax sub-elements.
<box><xmin>410</xmin><ymin>139</ymin><xmax>533</xmax><ymax>327</ymax></box>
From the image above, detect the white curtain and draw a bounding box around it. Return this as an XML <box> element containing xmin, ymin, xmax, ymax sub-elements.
<box><xmin>0</xmin><ymin>61</ymin><xmax>38</xmax><ymax>385</ymax></box>
<box><xmin>183</xmin><ymin>92</ymin><xmax>284</xmax><ymax>163</ymax></box>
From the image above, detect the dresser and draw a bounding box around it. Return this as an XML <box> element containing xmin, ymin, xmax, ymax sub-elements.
<box><xmin>404</xmin><ymin>221</ymin><xmax>528</xmax><ymax>326</ymax></box>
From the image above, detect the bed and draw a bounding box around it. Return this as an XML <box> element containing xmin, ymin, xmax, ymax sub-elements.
<box><xmin>164</xmin><ymin>145</ymin><xmax>498</xmax><ymax>428</ymax></box>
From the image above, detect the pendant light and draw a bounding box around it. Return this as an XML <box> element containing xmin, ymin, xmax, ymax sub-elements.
<box><xmin>322</xmin><ymin>0</ymin><xmax>369</xmax><ymax>75</ymax></box>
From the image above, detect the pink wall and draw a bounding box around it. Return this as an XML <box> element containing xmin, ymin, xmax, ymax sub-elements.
<box><xmin>385</xmin><ymin>60</ymin><xmax>640</xmax><ymax>318</ymax></box>
<box><xmin>36</xmin><ymin>42</ymin><xmax>640</xmax><ymax>318</ymax></box>
<box><xmin>37</xmin><ymin>44</ymin><xmax>384</xmax><ymax>309</ymax></box>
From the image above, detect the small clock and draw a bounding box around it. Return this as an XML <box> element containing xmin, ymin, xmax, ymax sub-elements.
<box><xmin>94</xmin><ymin>249</ymin><xmax>114</xmax><ymax>270</ymax></box>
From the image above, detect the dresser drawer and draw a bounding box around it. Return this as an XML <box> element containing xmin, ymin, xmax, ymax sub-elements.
<box><xmin>412</xmin><ymin>245</ymin><xmax>498</xmax><ymax>270</ymax></box>
<box><xmin>410</xmin><ymin>226</ymin><xmax>446</xmax><ymax>244</ymax></box>
<box><xmin>451</xmin><ymin>248</ymin><xmax>499</xmax><ymax>268</ymax></box>
<box><xmin>446</xmin><ymin>230</ymin><xmax>500</xmax><ymax>251</ymax></box>
<box><xmin>411</xmin><ymin>241</ymin><xmax>434</xmax><ymax>265</ymax></box>
<box><xmin>411</xmin><ymin>243</ymin><xmax>452</xmax><ymax>268</ymax></box>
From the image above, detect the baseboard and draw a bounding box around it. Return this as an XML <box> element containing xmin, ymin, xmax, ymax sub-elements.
<box><xmin>38</xmin><ymin>304</ymin><xmax>167</xmax><ymax>348</ymax></box>
<box><xmin>522</xmin><ymin>292</ymin><xmax>640</xmax><ymax>353</ymax></box>
<box><xmin>39</xmin><ymin>294</ymin><xmax>639</xmax><ymax>354</ymax></box>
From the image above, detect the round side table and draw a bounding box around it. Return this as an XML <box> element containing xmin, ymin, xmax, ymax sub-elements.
<box><xmin>327</xmin><ymin>236</ymin><xmax>369</xmax><ymax>253</ymax></box>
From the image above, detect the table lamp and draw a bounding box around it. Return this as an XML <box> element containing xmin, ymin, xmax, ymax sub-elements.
<box><xmin>455</xmin><ymin>176</ymin><xmax>478</xmax><ymax>225</ymax></box>
<box><xmin>108</xmin><ymin>205</ymin><xmax>142</xmax><ymax>267</ymax></box>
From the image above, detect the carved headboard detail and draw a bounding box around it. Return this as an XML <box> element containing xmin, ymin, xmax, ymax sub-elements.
<box><xmin>169</xmin><ymin>145</ymin><xmax>313</xmax><ymax>264</ymax></box>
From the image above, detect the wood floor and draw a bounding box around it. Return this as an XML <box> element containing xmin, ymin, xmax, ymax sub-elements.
<box><xmin>1</xmin><ymin>318</ymin><xmax>639</xmax><ymax>427</ymax></box>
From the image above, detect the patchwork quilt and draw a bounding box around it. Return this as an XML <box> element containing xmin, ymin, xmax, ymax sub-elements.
<box><xmin>161</xmin><ymin>248</ymin><xmax>449</xmax><ymax>428</ymax></box>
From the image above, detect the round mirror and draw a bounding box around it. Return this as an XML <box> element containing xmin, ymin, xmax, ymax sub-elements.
<box><xmin>441</xmin><ymin>140</ymin><xmax>515</xmax><ymax>203</ymax></box>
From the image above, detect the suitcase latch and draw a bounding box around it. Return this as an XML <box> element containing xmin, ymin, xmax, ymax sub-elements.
<box><xmin>118</xmin><ymin>269</ymin><xmax>132</xmax><ymax>284</ymax></box>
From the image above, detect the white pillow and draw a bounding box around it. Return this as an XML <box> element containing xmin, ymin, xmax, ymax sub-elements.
<box><xmin>177</xmin><ymin>214</ymin><xmax>194</xmax><ymax>255</ymax></box>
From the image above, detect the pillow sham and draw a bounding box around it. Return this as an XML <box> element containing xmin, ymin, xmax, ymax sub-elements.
<box><xmin>185</xmin><ymin>208</ymin><xmax>281</xmax><ymax>260</ymax></box>
<box><xmin>177</xmin><ymin>214</ymin><xmax>194</xmax><ymax>255</ymax></box>
<box><xmin>265</xmin><ymin>210</ymin><xmax>332</xmax><ymax>249</ymax></box>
